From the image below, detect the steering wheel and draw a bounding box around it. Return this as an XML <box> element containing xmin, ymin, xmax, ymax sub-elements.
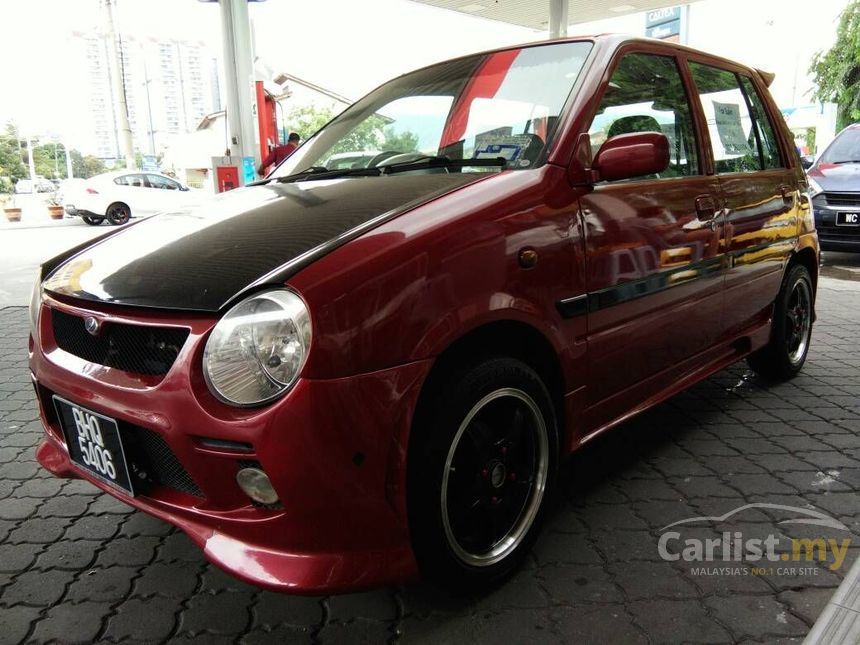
<box><xmin>366</xmin><ymin>151</ymin><xmax>403</xmax><ymax>167</ymax></box>
<box><xmin>367</xmin><ymin>151</ymin><xmax>450</xmax><ymax>174</ymax></box>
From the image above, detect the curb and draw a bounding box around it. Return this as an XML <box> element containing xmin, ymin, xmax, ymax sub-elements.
<box><xmin>804</xmin><ymin>553</ymin><xmax>860</xmax><ymax>644</ymax></box>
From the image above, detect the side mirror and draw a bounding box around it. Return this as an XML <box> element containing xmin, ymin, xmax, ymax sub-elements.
<box><xmin>800</xmin><ymin>155</ymin><xmax>815</xmax><ymax>170</ymax></box>
<box><xmin>592</xmin><ymin>132</ymin><xmax>670</xmax><ymax>183</ymax></box>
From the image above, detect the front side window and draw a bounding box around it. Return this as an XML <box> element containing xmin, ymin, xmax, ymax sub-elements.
<box><xmin>147</xmin><ymin>174</ymin><xmax>179</xmax><ymax>190</ymax></box>
<box><xmin>588</xmin><ymin>53</ymin><xmax>699</xmax><ymax>180</ymax></box>
<box><xmin>689</xmin><ymin>62</ymin><xmax>778</xmax><ymax>174</ymax></box>
<box><xmin>272</xmin><ymin>42</ymin><xmax>592</xmax><ymax>177</ymax></box>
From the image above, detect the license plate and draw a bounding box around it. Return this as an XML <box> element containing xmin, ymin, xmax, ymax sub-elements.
<box><xmin>836</xmin><ymin>212</ymin><xmax>860</xmax><ymax>226</ymax></box>
<box><xmin>53</xmin><ymin>396</ymin><xmax>134</xmax><ymax>495</ymax></box>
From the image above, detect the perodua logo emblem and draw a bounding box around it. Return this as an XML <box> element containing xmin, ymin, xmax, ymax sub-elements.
<box><xmin>84</xmin><ymin>316</ymin><xmax>101</xmax><ymax>336</ymax></box>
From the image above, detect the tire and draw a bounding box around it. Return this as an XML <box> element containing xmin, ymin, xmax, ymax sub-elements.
<box><xmin>105</xmin><ymin>202</ymin><xmax>131</xmax><ymax>226</ymax></box>
<box><xmin>407</xmin><ymin>357</ymin><xmax>558</xmax><ymax>592</ymax></box>
<box><xmin>747</xmin><ymin>264</ymin><xmax>814</xmax><ymax>380</ymax></box>
<box><xmin>81</xmin><ymin>214</ymin><xmax>104</xmax><ymax>226</ymax></box>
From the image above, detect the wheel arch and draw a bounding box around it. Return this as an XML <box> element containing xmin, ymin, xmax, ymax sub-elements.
<box><xmin>790</xmin><ymin>246</ymin><xmax>818</xmax><ymax>293</ymax></box>
<box><xmin>413</xmin><ymin>319</ymin><xmax>567</xmax><ymax>440</ymax></box>
<box><xmin>788</xmin><ymin>246</ymin><xmax>819</xmax><ymax>322</ymax></box>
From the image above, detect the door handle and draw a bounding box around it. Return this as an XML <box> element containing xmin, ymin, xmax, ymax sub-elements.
<box><xmin>695</xmin><ymin>195</ymin><xmax>717</xmax><ymax>221</ymax></box>
<box><xmin>779</xmin><ymin>184</ymin><xmax>794</xmax><ymax>207</ymax></box>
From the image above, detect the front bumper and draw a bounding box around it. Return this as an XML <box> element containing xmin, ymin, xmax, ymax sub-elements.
<box><xmin>812</xmin><ymin>199</ymin><xmax>860</xmax><ymax>252</ymax></box>
<box><xmin>31</xmin><ymin>294</ymin><xmax>429</xmax><ymax>593</ymax></box>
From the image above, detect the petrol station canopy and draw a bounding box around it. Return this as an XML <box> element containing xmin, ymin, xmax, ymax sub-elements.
<box><xmin>407</xmin><ymin>0</ymin><xmax>702</xmax><ymax>36</ymax></box>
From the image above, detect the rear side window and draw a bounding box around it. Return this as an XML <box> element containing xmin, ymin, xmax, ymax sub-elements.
<box><xmin>588</xmin><ymin>53</ymin><xmax>699</xmax><ymax>180</ymax></box>
<box><xmin>115</xmin><ymin>174</ymin><xmax>147</xmax><ymax>187</ymax></box>
<box><xmin>739</xmin><ymin>76</ymin><xmax>783</xmax><ymax>169</ymax></box>
<box><xmin>689</xmin><ymin>62</ymin><xmax>783</xmax><ymax>173</ymax></box>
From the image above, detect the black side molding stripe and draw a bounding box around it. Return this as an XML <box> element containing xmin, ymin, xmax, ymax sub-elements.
<box><xmin>556</xmin><ymin>255</ymin><xmax>726</xmax><ymax>319</ymax></box>
<box><xmin>556</xmin><ymin>238</ymin><xmax>794</xmax><ymax>320</ymax></box>
<box><xmin>556</xmin><ymin>294</ymin><xmax>588</xmax><ymax>319</ymax></box>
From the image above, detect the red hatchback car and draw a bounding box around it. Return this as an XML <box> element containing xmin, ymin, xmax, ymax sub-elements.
<box><xmin>30</xmin><ymin>35</ymin><xmax>818</xmax><ymax>593</ymax></box>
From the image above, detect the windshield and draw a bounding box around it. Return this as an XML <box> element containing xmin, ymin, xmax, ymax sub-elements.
<box><xmin>272</xmin><ymin>41</ymin><xmax>592</xmax><ymax>178</ymax></box>
<box><xmin>820</xmin><ymin>128</ymin><xmax>860</xmax><ymax>164</ymax></box>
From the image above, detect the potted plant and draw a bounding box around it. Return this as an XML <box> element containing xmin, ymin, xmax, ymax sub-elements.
<box><xmin>1</xmin><ymin>178</ymin><xmax>20</xmax><ymax>222</ymax></box>
<box><xmin>47</xmin><ymin>194</ymin><xmax>64</xmax><ymax>220</ymax></box>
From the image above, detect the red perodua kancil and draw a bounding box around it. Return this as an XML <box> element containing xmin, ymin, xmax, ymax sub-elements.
<box><xmin>31</xmin><ymin>35</ymin><xmax>818</xmax><ymax>593</ymax></box>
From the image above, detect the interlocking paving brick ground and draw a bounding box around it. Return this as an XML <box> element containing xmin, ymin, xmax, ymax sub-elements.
<box><xmin>1</xmin><ymin>282</ymin><xmax>859</xmax><ymax>643</ymax></box>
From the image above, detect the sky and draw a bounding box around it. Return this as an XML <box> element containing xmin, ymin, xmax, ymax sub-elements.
<box><xmin>0</xmin><ymin>0</ymin><xmax>849</xmax><ymax>141</ymax></box>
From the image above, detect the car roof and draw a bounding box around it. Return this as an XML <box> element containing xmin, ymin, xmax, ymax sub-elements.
<box><xmin>395</xmin><ymin>33</ymin><xmax>766</xmax><ymax>87</ymax></box>
<box><xmin>89</xmin><ymin>170</ymin><xmax>172</xmax><ymax>181</ymax></box>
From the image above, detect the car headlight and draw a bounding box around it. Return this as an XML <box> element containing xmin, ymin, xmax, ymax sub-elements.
<box><xmin>29</xmin><ymin>273</ymin><xmax>42</xmax><ymax>337</ymax></box>
<box><xmin>807</xmin><ymin>177</ymin><xmax>824</xmax><ymax>199</ymax></box>
<box><xmin>203</xmin><ymin>289</ymin><xmax>312</xmax><ymax>406</ymax></box>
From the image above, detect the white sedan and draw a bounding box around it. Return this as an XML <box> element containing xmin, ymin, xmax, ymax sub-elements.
<box><xmin>65</xmin><ymin>171</ymin><xmax>200</xmax><ymax>226</ymax></box>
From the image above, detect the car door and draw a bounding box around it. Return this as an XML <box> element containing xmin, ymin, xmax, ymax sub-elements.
<box><xmin>580</xmin><ymin>50</ymin><xmax>725</xmax><ymax>429</ymax></box>
<box><xmin>112</xmin><ymin>173</ymin><xmax>152</xmax><ymax>216</ymax></box>
<box><xmin>687</xmin><ymin>62</ymin><xmax>798</xmax><ymax>337</ymax></box>
<box><xmin>145</xmin><ymin>174</ymin><xmax>184</xmax><ymax>213</ymax></box>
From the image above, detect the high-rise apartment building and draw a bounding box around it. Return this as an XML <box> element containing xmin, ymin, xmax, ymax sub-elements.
<box><xmin>69</xmin><ymin>31</ymin><xmax>221</xmax><ymax>160</ymax></box>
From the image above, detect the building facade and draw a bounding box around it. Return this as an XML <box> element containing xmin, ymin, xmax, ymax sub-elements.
<box><xmin>69</xmin><ymin>30</ymin><xmax>221</xmax><ymax>161</ymax></box>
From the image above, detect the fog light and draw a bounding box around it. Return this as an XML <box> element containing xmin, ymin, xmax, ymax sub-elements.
<box><xmin>236</xmin><ymin>467</ymin><xmax>279</xmax><ymax>504</ymax></box>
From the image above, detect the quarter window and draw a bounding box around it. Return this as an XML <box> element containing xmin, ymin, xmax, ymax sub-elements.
<box><xmin>689</xmin><ymin>62</ymin><xmax>783</xmax><ymax>173</ymax></box>
<box><xmin>588</xmin><ymin>53</ymin><xmax>699</xmax><ymax>180</ymax></box>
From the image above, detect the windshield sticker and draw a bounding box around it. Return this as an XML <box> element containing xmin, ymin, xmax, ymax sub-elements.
<box><xmin>475</xmin><ymin>143</ymin><xmax>522</xmax><ymax>160</ymax></box>
<box><xmin>474</xmin><ymin>133</ymin><xmax>534</xmax><ymax>161</ymax></box>
<box><xmin>713</xmin><ymin>101</ymin><xmax>751</xmax><ymax>155</ymax></box>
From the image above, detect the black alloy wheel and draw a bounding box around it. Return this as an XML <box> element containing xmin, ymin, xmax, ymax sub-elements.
<box><xmin>407</xmin><ymin>356</ymin><xmax>558</xmax><ymax>591</ymax></box>
<box><xmin>106</xmin><ymin>203</ymin><xmax>131</xmax><ymax>226</ymax></box>
<box><xmin>748</xmin><ymin>263</ymin><xmax>814</xmax><ymax>380</ymax></box>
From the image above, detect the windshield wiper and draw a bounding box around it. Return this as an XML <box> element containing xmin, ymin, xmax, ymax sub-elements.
<box><xmin>378</xmin><ymin>155</ymin><xmax>507</xmax><ymax>174</ymax></box>
<box><xmin>268</xmin><ymin>156</ymin><xmax>508</xmax><ymax>184</ymax></box>
<box><xmin>832</xmin><ymin>159</ymin><xmax>860</xmax><ymax>165</ymax></box>
<box><xmin>250</xmin><ymin>166</ymin><xmax>330</xmax><ymax>185</ymax></box>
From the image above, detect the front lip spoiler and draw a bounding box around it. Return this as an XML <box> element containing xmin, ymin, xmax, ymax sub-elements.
<box><xmin>35</xmin><ymin>436</ymin><xmax>418</xmax><ymax>594</ymax></box>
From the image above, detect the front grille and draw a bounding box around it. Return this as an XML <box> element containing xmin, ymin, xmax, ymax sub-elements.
<box><xmin>51</xmin><ymin>309</ymin><xmax>189</xmax><ymax>376</ymax></box>
<box><xmin>122</xmin><ymin>425</ymin><xmax>203</xmax><ymax>498</ymax></box>
<box><xmin>817</xmin><ymin>225</ymin><xmax>860</xmax><ymax>238</ymax></box>
<box><xmin>823</xmin><ymin>192</ymin><xmax>860</xmax><ymax>208</ymax></box>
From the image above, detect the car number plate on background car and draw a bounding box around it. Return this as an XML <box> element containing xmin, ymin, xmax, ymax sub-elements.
<box><xmin>836</xmin><ymin>212</ymin><xmax>860</xmax><ymax>226</ymax></box>
<box><xmin>52</xmin><ymin>396</ymin><xmax>135</xmax><ymax>495</ymax></box>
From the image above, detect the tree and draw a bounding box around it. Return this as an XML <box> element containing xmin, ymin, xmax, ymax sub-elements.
<box><xmin>71</xmin><ymin>150</ymin><xmax>107</xmax><ymax>179</ymax></box>
<box><xmin>810</xmin><ymin>1</ymin><xmax>860</xmax><ymax>130</ymax></box>
<box><xmin>0</xmin><ymin>126</ymin><xmax>27</xmax><ymax>186</ymax></box>
<box><xmin>30</xmin><ymin>143</ymin><xmax>69</xmax><ymax>180</ymax></box>
<box><xmin>288</xmin><ymin>105</ymin><xmax>337</xmax><ymax>141</ymax></box>
<box><xmin>286</xmin><ymin>105</ymin><xmax>420</xmax><ymax>155</ymax></box>
<box><xmin>381</xmin><ymin>127</ymin><xmax>419</xmax><ymax>153</ymax></box>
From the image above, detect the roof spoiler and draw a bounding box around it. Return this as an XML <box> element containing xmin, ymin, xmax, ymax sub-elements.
<box><xmin>756</xmin><ymin>69</ymin><xmax>775</xmax><ymax>87</ymax></box>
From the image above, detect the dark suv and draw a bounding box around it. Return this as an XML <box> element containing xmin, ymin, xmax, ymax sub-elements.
<box><xmin>808</xmin><ymin>124</ymin><xmax>860</xmax><ymax>251</ymax></box>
